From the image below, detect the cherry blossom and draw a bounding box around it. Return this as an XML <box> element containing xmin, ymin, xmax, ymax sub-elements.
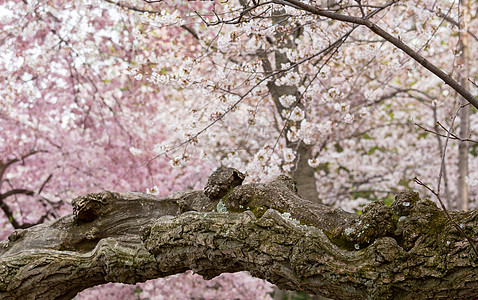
<box><xmin>1</xmin><ymin>0</ymin><xmax>477</xmax><ymax>298</ymax></box>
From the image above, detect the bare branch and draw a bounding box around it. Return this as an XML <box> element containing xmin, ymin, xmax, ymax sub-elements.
<box><xmin>38</xmin><ymin>174</ymin><xmax>53</xmax><ymax>196</ymax></box>
<box><xmin>414</xmin><ymin>122</ymin><xmax>478</xmax><ymax>144</ymax></box>
<box><xmin>0</xmin><ymin>189</ymin><xmax>35</xmax><ymax>200</ymax></box>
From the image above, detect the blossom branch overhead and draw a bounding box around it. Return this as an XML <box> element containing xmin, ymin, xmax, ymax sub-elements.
<box><xmin>271</xmin><ymin>0</ymin><xmax>478</xmax><ymax>109</ymax></box>
<box><xmin>173</xmin><ymin>0</ymin><xmax>478</xmax><ymax>109</ymax></box>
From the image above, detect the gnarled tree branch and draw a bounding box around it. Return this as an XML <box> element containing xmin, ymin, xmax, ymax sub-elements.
<box><xmin>1</xmin><ymin>168</ymin><xmax>478</xmax><ymax>299</ymax></box>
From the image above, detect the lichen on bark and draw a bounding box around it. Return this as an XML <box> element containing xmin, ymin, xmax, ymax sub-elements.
<box><xmin>2</xmin><ymin>169</ymin><xmax>478</xmax><ymax>299</ymax></box>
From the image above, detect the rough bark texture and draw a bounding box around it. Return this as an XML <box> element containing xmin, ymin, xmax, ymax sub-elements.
<box><xmin>1</xmin><ymin>167</ymin><xmax>478</xmax><ymax>299</ymax></box>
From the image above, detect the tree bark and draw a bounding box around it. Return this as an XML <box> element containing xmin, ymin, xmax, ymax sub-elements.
<box><xmin>1</xmin><ymin>168</ymin><xmax>478</xmax><ymax>299</ymax></box>
<box><xmin>457</xmin><ymin>0</ymin><xmax>470</xmax><ymax>211</ymax></box>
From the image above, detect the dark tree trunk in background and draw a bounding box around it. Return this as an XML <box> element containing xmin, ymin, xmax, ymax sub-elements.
<box><xmin>259</xmin><ymin>7</ymin><xmax>320</xmax><ymax>203</ymax></box>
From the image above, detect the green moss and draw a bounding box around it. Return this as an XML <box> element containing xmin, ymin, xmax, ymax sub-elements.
<box><xmin>60</xmin><ymin>238</ymin><xmax>99</xmax><ymax>253</ymax></box>
<box><xmin>323</xmin><ymin>229</ymin><xmax>357</xmax><ymax>251</ymax></box>
<box><xmin>225</xmin><ymin>205</ymin><xmax>245</xmax><ymax>213</ymax></box>
<box><xmin>222</xmin><ymin>192</ymin><xmax>269</xmax><ymax>218</ymax></box>
<box><xmin>222</xmin><ymin>190</ymin><xmax>312</xmax><ymax>225</ymax></box>
<box><xmin>393</xmin><ymin>199</ymin><xmax>451</xmax><ymax>251</ymax></box>
<box><xmin>250</xmin><ymin>206</ymin><xmax>269</xmax><ymax>218</ymax></box>
<box><xmin>415</xmin><ymin>201</ymin><xmax>447</xmax><ymax>236</ymax></box>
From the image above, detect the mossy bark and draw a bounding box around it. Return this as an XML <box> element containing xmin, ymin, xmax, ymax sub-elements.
<box><xmin>1</xmin><ymin>168</ymin><xmax>478</xmax><ymax>299</ymax></box>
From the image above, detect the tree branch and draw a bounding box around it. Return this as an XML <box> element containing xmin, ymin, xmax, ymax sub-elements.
<box><xmin>0</xmin><ymin>189</ymin><xmax>35</xmax><ymax>200</ymax></box>
<box><xmin>1</xmin><ymin>168</ymin><xmax>478</xmax><ymax>299</ymax></box>
<box><xmin>0</xmin><ymin>150</ymin><xmax>46</xmax><ymax>185</ymax></box>
<box><xmin>0</xmin><ymin>189</ymin><xmax>35</xmax><ymax>229</ymax></box>
<box><xmin>273</xmin><ymin>0</ymin><xmax>478</xmax><ymax>109</ymax></box>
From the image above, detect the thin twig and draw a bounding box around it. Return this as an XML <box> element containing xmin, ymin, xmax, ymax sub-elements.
<box><xmin>470</xmin><ymin>78</ymin><xmax>478</xmax><ymax>88</ymax></box>
<box><xmin>437</xmin><ymin>105</ymin><xmax>463</xmax><ymax>194</ymax></box>
<box><xmin>414</xmin><ymin>122</ymin><xmax>478</xmax><ymax>144</ymax></box>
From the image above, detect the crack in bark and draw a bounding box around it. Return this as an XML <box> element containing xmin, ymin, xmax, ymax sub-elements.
<box><xmin>1</xmin><ymin>169</ymin><xmax>478</xmax><ymax>299</ymax></box>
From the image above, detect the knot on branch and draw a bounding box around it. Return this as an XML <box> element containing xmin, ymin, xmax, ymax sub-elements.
<box><xmin>333</xmin><ymin>201</ymin><xmax>395</xmax><ymax>249</ymax></box>
<box><xmin>72</xmin><ymin>191</ymin><xmax>118</xmax><ymax>224</ymax></box>
<box><xmin>392</xmin><ymin>191</ymin><xmax>446</xmax><ymax>250</ymax></box>
<box><xmin>227</xmin><ymin>174</ymin><xmax>299</xmax><ymax>209</ymax></box>
<box><xmin>7</xmin><ymin>229</ymin><xmax>25</xmax><ymax>242</ymax></box>
<box><xmin>270</xmin><ymin>175</ymin><xmax>298</xmax><ymax>193</ymax></box>
<box><xmin>204</xmin><ymin>167</ymin><xmax>245</xmax><ymax>201</ymax></box>
<box><xmin>225</xmin><ymin>174</ymin><xmax>306</xmax><ymax>222</ymax></box>
<box><xmin>391</xmin><ymin>190</ymin><xmax>420</xmax><ymax>216</ymax></box>
<box><xmin>331</xmin><ymin>191</ymin><xmax>447</xmax><ymax>251</ymax></box>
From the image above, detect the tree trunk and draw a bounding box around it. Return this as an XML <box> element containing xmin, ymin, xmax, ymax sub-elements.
<box><xmin>457</xmin><ymin>0</ymin><xmax>470</xmax><ymax>211</ymax></box>
<box><xmin>259</xmin><ymin>7</ymin><xmax>320</xmax><ymax>203</ymax></box>
<box><xmin>2</xmin><ymin>168</ymin><xmax>478</xmax><ymax>299</ymax></box>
